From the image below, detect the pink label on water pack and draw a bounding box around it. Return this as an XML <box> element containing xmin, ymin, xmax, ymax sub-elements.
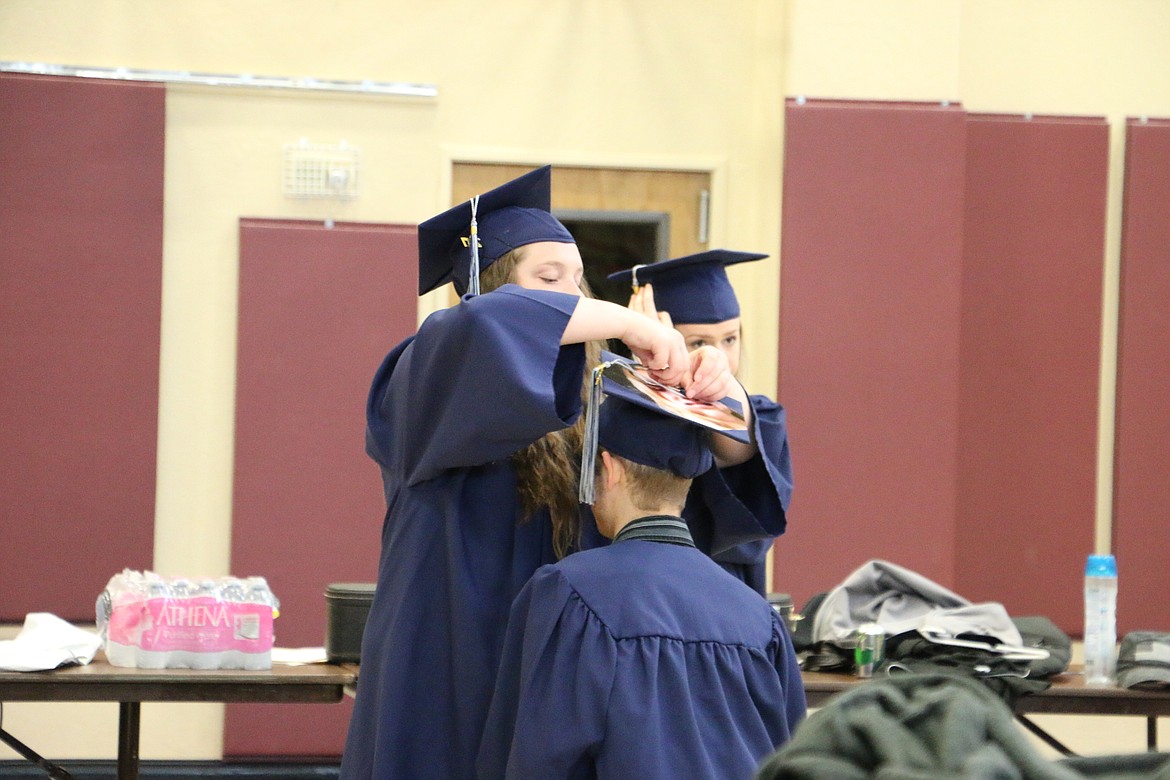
<box><xmin>106</xmin><ymin>595</ymin><xmax>146</xmax><ymax>646</ymax></box>
<box><xmin>126</xmin><ymin>597</ymin><xmax>274</xmax><ymax>654</ymax></box>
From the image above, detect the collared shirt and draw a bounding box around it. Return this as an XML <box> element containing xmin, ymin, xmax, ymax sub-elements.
<box><xmin>611</xmin><ymin>514</ymin><xmax>696</xmax><ymax>548</ymax></box>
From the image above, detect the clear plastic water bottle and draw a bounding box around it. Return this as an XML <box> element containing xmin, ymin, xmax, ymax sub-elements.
<box><xmin>1083</xmin><ymin>554</ymin><xmax>1118</xmax><ymax>685</ymax></box>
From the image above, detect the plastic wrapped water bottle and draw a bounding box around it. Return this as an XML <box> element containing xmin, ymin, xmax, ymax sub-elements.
<box><xmin>98</xmin><ymin>570</ymin><xmax>278</xmax><ymax>670</ymax></box>
<box><xmin>1083</xmin><ymin>554</ymin><xmax>1118</xmax><ymax>685</ymax></box>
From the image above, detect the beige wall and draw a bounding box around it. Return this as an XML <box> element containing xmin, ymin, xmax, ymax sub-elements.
<box><xmin>2</xmin><ymin>0</ymin><xmax>1168</xmax><ymax>761</ymax></box>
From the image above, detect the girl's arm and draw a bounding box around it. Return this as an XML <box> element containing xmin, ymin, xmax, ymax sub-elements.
<box><xmin>561</xmin><ymin>296</ymin><xmax>690</xmax><ymax>389</ymax></box>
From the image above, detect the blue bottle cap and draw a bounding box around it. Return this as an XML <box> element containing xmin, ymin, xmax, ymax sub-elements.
<box><xmin>1086</xmin><ymin>554</ymin><xmax>1117</xmax><ymax>577</ymax></box>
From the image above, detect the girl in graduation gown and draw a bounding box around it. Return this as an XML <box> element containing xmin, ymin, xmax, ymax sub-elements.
<box><xmin>340</xmin><ymin>167</ymin><xmax>736</xmax><ymax>780</ymax></box>
<box><xmin>477</xmin><ymin>387</ymin><xmax>806</xmax><ymax>779</ymax></box>
<box><xmin>607</xmin><ymin>250</ymin><xmax>794</xmax><ymax>596</ymax></box>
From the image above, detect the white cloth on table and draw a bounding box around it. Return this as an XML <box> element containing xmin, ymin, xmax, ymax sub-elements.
<box><xmin>0</xmin><ymin>612</ymin><xmax>101</xmax><ymax>672</ymax></box>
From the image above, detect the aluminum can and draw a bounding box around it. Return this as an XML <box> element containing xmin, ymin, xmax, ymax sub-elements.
<box><xmin>854</xmin><ymin>623</ymin><xmax>885</xmax><ymax>678</ymax></box>
<box><xmin>766</xmin><ymin>593</ymin><xmax>797</xmax><ymax>634</ymax></box>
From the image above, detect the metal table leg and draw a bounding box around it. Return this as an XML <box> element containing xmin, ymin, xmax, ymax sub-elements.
<box><xmin>0</xmin><ymin>725</ymin><xmax>74</xmax><ymax>778</ymax></box>
<box><xmin>117</xmin><ymin>701</ymin><xmax>140</xmax><ymax>780</ymax></box>
<box><xmin>1015</xmin><ymin>713</ymin><xmax>1077</xmax><ymax>756</ymax></box>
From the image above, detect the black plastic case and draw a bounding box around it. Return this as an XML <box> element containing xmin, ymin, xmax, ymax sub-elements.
<box><xmin>324</xmin><ymin>582</ymin><xmax>376</xmax><ymax>663</ymax></box>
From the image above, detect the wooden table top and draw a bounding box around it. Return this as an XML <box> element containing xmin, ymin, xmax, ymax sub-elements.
<box><xmin>0</xmin><ymin>657</ymin><xmax>357</xmax><ymax>704</ymax></box>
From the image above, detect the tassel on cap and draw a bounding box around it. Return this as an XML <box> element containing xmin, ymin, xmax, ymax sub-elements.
<box><xmin>467</xmin><ymin>195</ymin><xmax>481</xmax><ymax>297</ymax></box>
<box><xmin>577</xmin><ymin>362</ymin><xmax>612</xmax><ymax>505</ymax></box>
<box><xmin>630</xmin><ymin>263</ymin><xmax>646</xmax><ymax>294</ymax></box>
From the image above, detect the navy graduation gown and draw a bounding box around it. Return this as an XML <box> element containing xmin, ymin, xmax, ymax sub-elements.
<box><xmin>477</xmin><ymin>538</ymin><xmax>807</xmax><ymax>779</ymax></box>
<box><xmin>340</xmin><ymin>285</ymin><xmax>586</xmax><ymax>780</ymax></box>
<box><xmin>690</xmin><ymin>393</ymin><xmax>793</xmax><ymax>595</ymax></box>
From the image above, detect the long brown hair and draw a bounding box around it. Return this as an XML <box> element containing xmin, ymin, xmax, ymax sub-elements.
<box><xmin>480</xmin><ymin>248</ymin><xmax>602</xmax><ymax>558</ymax></box>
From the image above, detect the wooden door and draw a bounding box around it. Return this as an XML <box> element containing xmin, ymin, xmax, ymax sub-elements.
<box><xmin>452</xmin><ymin>163</ymin><xmax>710</xmax><ymax>257</ymax></box>
<box><xmin>451</xmin><ymin>163</ymin><xmax>711</xmax><ymax>309</ymax></box>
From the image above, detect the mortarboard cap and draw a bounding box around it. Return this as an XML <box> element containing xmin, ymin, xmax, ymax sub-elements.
<box><xmin>578</xmin><ymin>351</ymin><xmax>749</xmax><ymax>504</ymax></box>
<box><xmin>598</xmin><ymin>396</ymin><xmax>713</xmax><ymax>479</ymax></box>
<box><xmin>606</xmin><ymin>249</ymin><xmax>767</xmax><ymax>324</ymax></box>
<box><xmin>416</xmin><ymin>165</ymin><xmax>575</xmax><ymax>296</ymax></box>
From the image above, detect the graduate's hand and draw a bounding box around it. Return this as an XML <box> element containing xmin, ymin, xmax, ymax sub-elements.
<box><xmin>688</xmin><ymin>348</ymin><xmax>758</xmax><ymax>467</ymax></box>
<box><xmin>681</xmin><ymin>346</ymin><xmax>735</xmax><ymax>402</ymax></box>
<box><xmin>622</xmin><ymin>316</ymin><xmax>688</xmax><ymax>388</ymax></box>
<box><xmin>561</xmin><ymin>297</ymin><xmax>686</xmax><ymax>385</ymax></box>
<box><xmin>628</xmin><ymin>284</ymin><xmax>674</xmax><ymax>328</ymax></box>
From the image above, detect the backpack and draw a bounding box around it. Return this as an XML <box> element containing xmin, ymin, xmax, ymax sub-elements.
<box><xmin>795</xmin><ymin>589</ymin><xmax>1070</xmax><ymax>705</ymax></box>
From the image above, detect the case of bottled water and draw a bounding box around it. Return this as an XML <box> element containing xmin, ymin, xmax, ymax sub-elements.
<box><xmin>97</xmin><ymin>569</ymin><xmax>280</xmax><ymax>670</ymax></box>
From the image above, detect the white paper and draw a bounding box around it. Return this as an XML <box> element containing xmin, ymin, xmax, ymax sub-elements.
<box><xmin>0</xmin><ymin>613</ymin><xmax>102</xmax><ymax>672</ymax></box>
<box><xmin>271</xmin><ymin>646</ymin><xmax>330</xmax><ymax>665</ymax></box>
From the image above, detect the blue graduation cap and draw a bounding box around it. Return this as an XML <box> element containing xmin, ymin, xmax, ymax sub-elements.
<box><xmin>416</xmin><ymin>165</ymin><xmax>575</xmax><ymax>296</ymax></box>
<box><xmin>598</xmin><ymin>396</ymin><xmax>714</xmax><ymax>479</ymax></box>
<box><xmin>606</xmin><ymin>249</ymin><xmax>768</xmax><ymax>324</ymax></box>
<box><xmin>579</xmin><ymin>351</ymin><xmax>748</xmax><ymax>504</ymax></box>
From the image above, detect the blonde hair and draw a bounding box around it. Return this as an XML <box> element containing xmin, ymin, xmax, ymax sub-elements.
<box><xmin>480</xmin><ymin>248</ymin><xmax>602</xmax><ymax>558</ymax></box>
<box><xmin>595</xmin><ymin>452</ymin><xmax>692</xmax><ymax>514</ymax></box>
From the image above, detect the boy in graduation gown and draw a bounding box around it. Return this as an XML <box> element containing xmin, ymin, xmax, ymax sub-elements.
<box><xmin>340</xmin><ymin>167</ymin><xmax>741</xmax><ymax>779</ymax></box>
<box><xmin>607</xmin><ymin>250</ymin><xmax>794</xmax><ymax>596</ymax></box>
<box><xmin>477</xmin><ymin>368</ymin><xmax>806</xmax><ymax>779</ymax></box>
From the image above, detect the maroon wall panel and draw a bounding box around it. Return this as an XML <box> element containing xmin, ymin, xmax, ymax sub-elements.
<box><xmin>226</xmin><ymin>219</ymin><xmax>416</xmax><ymax>756</ymax></box>
<box><xmin>777</xmin><ymin>100</ymin><xmax>967</xmax><ymax>606</ymax></box>
<box><xmin>0</xmin><ymin>74</ymin><xmax>163</xmax><ymax>621</ymax></box>
<box><xmin>1113</xmin><ymin>118</ymin><xmax>1170</xmax><ymax>636</ymax></box>
<box><xmin>955</xmin><ymin>115</ymin><xmax>1106</xmax><ymax>634</ymax></box>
